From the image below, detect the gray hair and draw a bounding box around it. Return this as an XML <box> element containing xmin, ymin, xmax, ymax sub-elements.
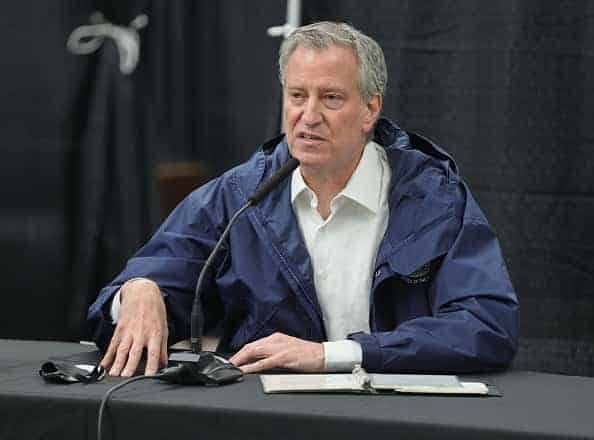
<box><xmin>278</xmin><ymin>21</ymin><xmax>387</xmax><ymax>102</ymax></box>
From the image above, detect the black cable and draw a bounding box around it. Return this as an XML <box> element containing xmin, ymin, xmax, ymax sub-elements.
<box><xmin>97</xmin><ymin>374</ymin><xmax>161</xmax><ymax>440</ymax></box>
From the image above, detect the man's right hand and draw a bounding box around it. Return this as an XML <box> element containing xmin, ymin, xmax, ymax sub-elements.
<box><xmin>100</xmin><ymin>279</ymin><xmax>169</xmax><ymax>377</ymax></box>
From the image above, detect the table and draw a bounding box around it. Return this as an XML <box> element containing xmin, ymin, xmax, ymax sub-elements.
<box><xmin>1</xmin><ymin>339</ymin><xmax>593</xmax><ymax>439</ymax></box>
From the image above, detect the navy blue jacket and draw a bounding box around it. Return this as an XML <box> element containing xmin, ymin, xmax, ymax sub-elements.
<box><xmin>88</xmin><ymin>118</ymin><xmax>519</xmax><ymax>373</ymax></box>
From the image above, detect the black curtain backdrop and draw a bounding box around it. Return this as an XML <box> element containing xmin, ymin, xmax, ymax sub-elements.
<box><xmin>0</xmin><ymin>1</ymin><xmax>97</xmax><ymax>341</ymax></box>
<box><xmin>68</xmin><ymin>38</ymin><xmax>153</xmax><ymax>337</ymax></box>
<box><xmin>1</xmin><ymin>1</ymin><xmax>592</xmax><ymax>375</ymax></box>
<box><xmin>302</xmin><ymin>0</ymin><xmax>594</xmax><ymax>375</ymax></box>
<box><xmin>66</xmin><ymin>0</ymin><xmax>286</xmax><ymax>336</ymax></box>
<box><xmin>140</xmin><ymin>1</ymin><xmax>285</xmax><ymax>172</ymax></box>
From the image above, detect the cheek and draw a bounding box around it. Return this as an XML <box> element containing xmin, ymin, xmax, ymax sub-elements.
<box><xmin>331</xmin><ymin>113</ymin><xmax>361</xmax><ymax>137</ymax></box>
<box><xmin>283</xmin><ymin>109</ymin><xmax>298</xmax><ymax>131</ymax></box>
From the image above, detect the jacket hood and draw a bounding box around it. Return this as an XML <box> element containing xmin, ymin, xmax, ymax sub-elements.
<box><xmin>244</xmin><ymin>118</ymin><xmax>459</xmax><ymax>192</ymax></box>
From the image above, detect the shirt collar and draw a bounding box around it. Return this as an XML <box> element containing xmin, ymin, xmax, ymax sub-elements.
<box><xmin>290</xmin><ymin>140</ymin><xmax>384</xmax><ymax>214</ymax></box>
<box><xmin>291</xmin><ymin>164</ymin><xmax>311</xmax><ymax>206</ymax></box>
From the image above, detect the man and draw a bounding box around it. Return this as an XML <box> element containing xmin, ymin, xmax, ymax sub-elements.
<box><xmin>88</xmin><ymin>22</ymin><xmax>519</xmax><ymax>377</ymax></box>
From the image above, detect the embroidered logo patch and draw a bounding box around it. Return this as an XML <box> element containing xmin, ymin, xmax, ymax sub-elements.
<box><xmin>401</xmin><ymin>263</ymin><xmax>431</xmax><ymax>285</ymax></box>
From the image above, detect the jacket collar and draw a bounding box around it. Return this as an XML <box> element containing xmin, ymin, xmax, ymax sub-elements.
<box><xmin>372</xmin><ymin>119</ymin><xmax>461</xmax><ymax>276</ymax></box>
<box><xmin>241</xmin><ymin>118</ymin><xmax>461</xmax><ymax>301</ymax></box>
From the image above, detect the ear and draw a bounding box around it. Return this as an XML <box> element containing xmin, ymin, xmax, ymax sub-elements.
<box><xmin>362</xmin><ymin>94</ymin><xmax>382</xmax><ymax>134</ymax></box>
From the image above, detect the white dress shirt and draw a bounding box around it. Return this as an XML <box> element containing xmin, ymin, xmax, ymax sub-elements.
<box><xmin>291</xmin><ymin>140</ymin><xmax>391</xmax><ymax>371</ymax></box>
<box><xmin>112</xmin><ymin>140</ymin><xmax>390</xmax><ymax>372</ymax></box>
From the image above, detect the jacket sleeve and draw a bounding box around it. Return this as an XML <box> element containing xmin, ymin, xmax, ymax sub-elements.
<box><xmin>86</xmin><ymin>175</ymin><xmax>229</xmax><ymax>352</ymax></box>
<box><xmin>350</xmin><ymin>188</ymin><xmax>520</xmax><ymax>374</ymax></box>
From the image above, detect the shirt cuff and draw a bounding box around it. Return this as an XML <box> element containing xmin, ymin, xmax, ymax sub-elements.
<box><xmin>110</xmin><ymin>290</ymin><xmax>122</xmax><ymax>323</ymax></box>
<box><xmin>322</xmin><ymin>340</ymin><xmax>363</xmax><ymax>372</ymax></box>
<box><xmin>109</xmin><ymin>277</ymin><xmax>152</xmax><ymax>324</ymax></box>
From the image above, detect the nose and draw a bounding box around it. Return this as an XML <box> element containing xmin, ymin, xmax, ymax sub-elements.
<box><xmin>301</xmin><ymin>97</ymin><xmax>322</xmax><ymax>126</ymax></box>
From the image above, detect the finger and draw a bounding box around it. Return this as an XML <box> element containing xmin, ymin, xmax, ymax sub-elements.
<box><xmin>160</xmin><ymin>334</ymin><xmax>168</xmax><ymax>368</ymax></box>
<box><xmin>231</xmin><ymin>339</ymin><xmax>290</xmax><ymax>367</ymax></box>
<box><xmin>100</xmin><ymin>336</ymin><xmax>118</xmax><ymax>369</ymax></box>
<box><xmin>230</xmin><ymin>342</ymin><xmax>266</xmax><ymax>367</ymax></box>
<box><xmin>121</xmin><ymin>342</ymin><xmax>144</xmax><ymax>377</ymax></box>
<box><xmin>229</xmin><ymin>345</ymin><xmax>252</xmax><ymax>367</ymax></box>
<box><xmin>109</xmin><ymin>337</ymin><xmax>132</xmax><ymax>376</ymax></box>
<box><xmin>240</xmin><ymin>355</ymin><xmax>282</xmax><ymax>374</ymax></box>
<box><xmin>144</xmin><ymin>335</ymin><xmax>162</xmax><ymax>376</ymax></box>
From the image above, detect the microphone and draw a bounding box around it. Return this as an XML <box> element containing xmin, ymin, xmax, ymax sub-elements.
<box><xmin>159</xmin><ymin>156</ymin><xmax>299</xmax><ymax>385</ymax></box>
<box><xmin>248</xmin><ymin>156</ymin><xmax>300</xmax><ymax>204</ymax></box>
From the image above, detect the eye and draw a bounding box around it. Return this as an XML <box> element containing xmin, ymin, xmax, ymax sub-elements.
<box><xmin>288</xmin><ymin>91</ymin><xmax>306</xmax><ymax>104</ymax></box>
<box><xmin>324</xmin><ymin>93</ymin><xmax>344</xmax><ymax>109</ymax></box>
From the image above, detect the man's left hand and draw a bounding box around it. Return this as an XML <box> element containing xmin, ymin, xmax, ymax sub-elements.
<box><xmin>229</xmin><ymin>333</ymin><xmax>324</xmax><ymax>373</ymax></box>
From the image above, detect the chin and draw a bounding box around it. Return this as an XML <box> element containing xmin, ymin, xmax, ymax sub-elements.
<box><xmin>289</xmin><ymin>145</ymin><xmax>323</xmax><ymax>163</ymax></box>
<box><xmin>291</xmin><ymin>151</ymin><xmax>327</xmax><ymax>170</ymax></box>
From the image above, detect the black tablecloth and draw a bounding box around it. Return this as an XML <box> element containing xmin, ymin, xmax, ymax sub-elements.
<box><xmin>1</xmin><ymin>339</ymin><xmax>593</xmax><ymax>439</ymax></box>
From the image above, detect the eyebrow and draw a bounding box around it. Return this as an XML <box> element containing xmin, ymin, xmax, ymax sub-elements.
<box><xmin>321</xmin><ymin>87</ymin><xmax>347</xmax><ymax>94</ymax></box>
<box><xmin>285</xmin><ymin>85</ymin><xmax>348</xmax><ymax>94</ymax></box>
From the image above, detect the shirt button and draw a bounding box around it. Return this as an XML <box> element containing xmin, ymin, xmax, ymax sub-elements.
<box><xmin>375</xmin><ymin>269</ymin><xmax>382</xmax><ymax>278</ymax></box>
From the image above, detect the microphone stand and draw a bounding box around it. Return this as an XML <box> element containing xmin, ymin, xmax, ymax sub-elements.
<box><xmin>158</xmin><ymin>157</ymin><xmax>299</xmax><ymax>385</ymax></box>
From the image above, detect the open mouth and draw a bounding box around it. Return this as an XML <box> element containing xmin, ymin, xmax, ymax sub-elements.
<box><xmin>298</xmin><ymin>132</ymin><xmax>324</xmax><ymax>141</ymax></box>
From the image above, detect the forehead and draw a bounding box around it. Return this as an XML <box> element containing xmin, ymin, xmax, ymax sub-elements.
<box><xmin>285</xmin><ymin>45</ymin><xmax>359</xmax><ymax>89</ymax></box>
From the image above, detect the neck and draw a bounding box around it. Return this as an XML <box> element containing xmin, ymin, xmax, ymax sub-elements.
<box><xmin>300</xmin><ymin>152</ymin><xmax>363</xmax><ymax>220</ymax></box>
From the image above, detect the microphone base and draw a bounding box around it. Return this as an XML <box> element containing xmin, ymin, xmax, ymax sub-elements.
<box><xmin>158</xmin><ymin>351</ymin><xmax>243</xmax><ymax>386</ymax></box>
